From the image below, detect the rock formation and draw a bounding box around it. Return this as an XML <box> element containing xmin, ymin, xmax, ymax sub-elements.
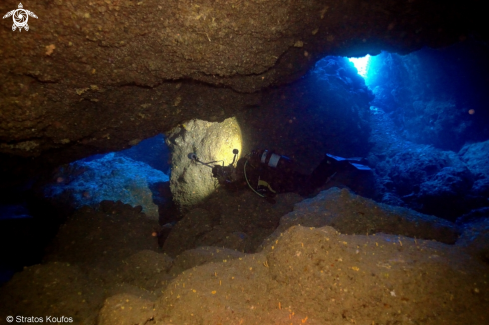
<box><xmin>1</xmin><ymin>0</ymin><xmax>486</xmax><ymax>184</ymax></box>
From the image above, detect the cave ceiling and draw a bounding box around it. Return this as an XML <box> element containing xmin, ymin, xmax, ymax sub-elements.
<box><xmin>0</xmin><ymin>0</ymin><xmax>486</xmax><ymax>182</ymax></box>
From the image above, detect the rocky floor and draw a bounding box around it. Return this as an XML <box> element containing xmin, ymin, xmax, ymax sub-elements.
<box><xmin>1</xmin><ymin>190</ymin><xmax>488</xmax><ymax>325</ymax></box>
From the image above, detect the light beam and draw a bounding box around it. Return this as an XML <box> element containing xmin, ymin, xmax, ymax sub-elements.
<box><xmin>349</xmin><ymin>55</ymin><xmax>371</xmax><ymax>78</ymax></box>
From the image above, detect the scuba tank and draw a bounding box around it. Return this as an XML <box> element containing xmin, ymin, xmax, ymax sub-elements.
<box><xmin>251</xmin><ymin>149</ymin><xmax>294</xmax><ymax>172</ymax></box>
<box><xmin>245</xmin><ymin>149</ymin><xmax>300</xmax><ymax>198</ymax></box>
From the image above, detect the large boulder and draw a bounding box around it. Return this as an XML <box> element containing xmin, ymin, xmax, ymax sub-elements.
<box><xmin>263</xmin><ymin>187</ymin><xmax>460</xmax><ymax>246</ymax></box>
<box><xmin>165</xmin><ymin>118</ymin><xmax>242</xmax><ymax>211</ymax></box>
<box><xmin>43</xmin><ymin>153</ymin><xmax>169</xmax><ymax>220</ymax></box>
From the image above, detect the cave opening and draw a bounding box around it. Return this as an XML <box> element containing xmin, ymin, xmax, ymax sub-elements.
<box><xmin>342</xmin><ymin>43</ymin><xmax>489</xmax><ymax>218</ymax></box>
<box><xmin>348</xmin><ymin>54</ymin><xmax>371</xmax><ymax>79</ymax></box>
<box><xmin>346</xmin><ymin>43</ymin><xmax>489</xmax><ymax>152</ymax></box>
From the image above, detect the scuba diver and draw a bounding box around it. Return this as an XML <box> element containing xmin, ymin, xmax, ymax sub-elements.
<box><xmin>188</xmin><ymin>149</ymin><xmax>371</xmax><ymax>200</ymax></box>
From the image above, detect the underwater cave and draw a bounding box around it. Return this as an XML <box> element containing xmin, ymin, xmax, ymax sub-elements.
<box><xmin>1</xmin><ymin>0</ymin><xmax>489</xmax><ymax>324</ymax></box>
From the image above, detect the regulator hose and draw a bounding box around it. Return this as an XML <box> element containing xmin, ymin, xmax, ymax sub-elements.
<box><xmin>243</xmin><ymin>158</ymin><xmax>265</xmax><ymax>198</ymax></box>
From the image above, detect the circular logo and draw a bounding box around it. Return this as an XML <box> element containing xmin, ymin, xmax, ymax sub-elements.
<box><xmin>6</xmin><ymin>315</ymin><xmax>14</xmax><ymax>323</ymax></box>
<box><xmin>13</xmin><ymin>9</ymin><xmax>28</xmax><ymax>28</ymax></box>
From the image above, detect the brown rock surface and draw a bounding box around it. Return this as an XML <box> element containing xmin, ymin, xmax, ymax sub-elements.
<box><xmin>97</xmin><ymin>293</ymin><xmax>155</xmax><ymax>325</ymax></box>
<box><xmin>264</xmin><ymin>187</ymin><xmax>461</xmax><ymax>246</ymax></box>
<box><xmin>1</xmin><ymin>192</ymin><xmax>488</xmax><ymax>324</ymax></box>
<box><xmin>0</xmin><ymin>0</ymin><xmax>485</xmax><ymax>177</ymax></box>
<box><xmin>153</xmin><ymin>225</ymin><xmax>489</xmax><ymax>324</ymax></box>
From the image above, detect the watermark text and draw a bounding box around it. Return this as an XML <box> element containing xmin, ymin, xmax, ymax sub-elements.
<box><xmin>6</xmin><ymin>315</ymin><xmax>73</xmax><ymax>323</ymax></box>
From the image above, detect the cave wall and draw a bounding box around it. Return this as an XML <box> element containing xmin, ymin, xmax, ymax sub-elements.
<box><xmin>1</xmin><ymin>0</ymin><xmax>486</xmax><ymax>185</ymax></box>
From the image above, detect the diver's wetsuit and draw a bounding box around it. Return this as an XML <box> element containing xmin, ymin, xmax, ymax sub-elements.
<box><xmin>233</xmin><ymin>150</ymin><xmax>370</xmax><ymax>198</ymax></box>
<box><xmin>309</xmin><ymin>154</ymin><xmax>347</xmax><ymax>189</ymax></box>
<box><xmin>235</xmin><ymin>152</ymin><xmax>307</xmax><ymax>197</ymax></box>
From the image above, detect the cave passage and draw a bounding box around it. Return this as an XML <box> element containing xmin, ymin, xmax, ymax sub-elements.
<box><xmin>2</xmin><ymin>0</ymin><xmax>489</xmax><ymax>321</ymax></box>
<box><xmin>41</xmin><ymin>41</ymin><xmax>489</xmax><ymax>227</ymax></box>
<box><xmin>1</xmin><ymin>41</ymin><xmax>489</xmax><ymax>303</ymax></box>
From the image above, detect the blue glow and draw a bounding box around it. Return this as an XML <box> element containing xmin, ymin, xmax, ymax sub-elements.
<box><xmin>349</xmin><ymin>55</ymin><xmax>371</xmax><ymax>78</ymax></box>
